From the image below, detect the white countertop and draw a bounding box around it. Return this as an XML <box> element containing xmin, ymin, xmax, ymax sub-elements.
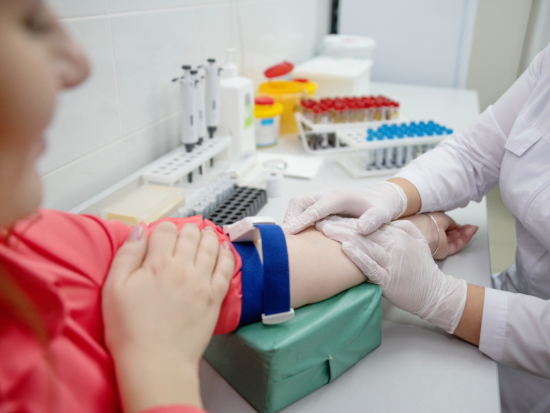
<box><xmin>199</xmin><ymin>82</ymin><xmax>500</xmax><ymax>413</ymax></box>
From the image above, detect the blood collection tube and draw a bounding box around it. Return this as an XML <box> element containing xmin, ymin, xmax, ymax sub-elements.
<box><xmin>395</xmin><ymin>133</ymin><xmax>405</xmax><ymax>167</ymax></box>
<box><xmin>304</xmin><ymin>100</ymin><xmax>314</xmax><ymax>121</ymax></box>
<box><xmin>357</xmin><ymin>100</ymin><xmax>366</xmax><ymax>122</ymax></box>
<box><xmin>375</xmin><ymin>133</ymin><xmax>385</xmax><ymax>169</ymax></box>
<box><xmin>365</xmin><ymin>133</ymin><xmax>375</xmax><ymax>170</ymax></box>
<box><xmin>377</xmin><ymin>100</ymin><xmax>382</xmax><ymax>120</ymax></box>
<box><xmin>297</xmin><ymin>98</ymin><xmax>305</xmax><ymax>115</ymax></box>
<box><xmin>320</xmin><ymin>107</ymin><xmax>329</xmax><ymax>148</ymax></box>
<box><xmin>350</xmin><ymin>101</ymin><xmax>359</xmax><ymax>122</ymax></box>
<box><xmin>385</xmin><ymin>132</ymin><xmax>395</xmax><ymax>168</ymax></box>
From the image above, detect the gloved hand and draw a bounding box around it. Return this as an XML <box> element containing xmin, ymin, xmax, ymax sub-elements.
<box><xmin>316</xmin><ymin>217</ymin><xmax>467</xmax><ymax>334</ymax></box>
<box><xmin>282</xmin><ymin>182</ymin><xmax>408</xmax><ymax>235</ymax></box>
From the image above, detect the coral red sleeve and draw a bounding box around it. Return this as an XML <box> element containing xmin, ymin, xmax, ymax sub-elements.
<box><xmin>139</xmin><ymin>405</ymin><xmax>208</xmax><ymax>413</ymax></box>
<box><xmin>25</xmin><ymin>211</ymin><xmax>243</xmax><ymax>335</ymax></box>
<box><xmin>145</xmin><ymin>217</ymin><xmax>242</xmax><ymax>335</ymax></box>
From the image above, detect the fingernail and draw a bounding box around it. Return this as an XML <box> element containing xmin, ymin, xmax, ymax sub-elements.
<box><xmin>222</xmin><ymin>241</ymin><xmax>231</xmax><ymax>250</ymax></box>
<box><xmin>203</xmin><ymin>226</ymin><xmax>214</xmax><ymax>232</ymax></box>
<box><xmin>128</xmin><ymin>225</ymin><xmax>143</xmax><ymax>241</ymax></box>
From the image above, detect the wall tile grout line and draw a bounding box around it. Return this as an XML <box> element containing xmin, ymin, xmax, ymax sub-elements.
<box><xmin>42</xmin><ymin>112</ymin><xmax>181</xmax><ymax>178</ymax></box>
<box><xmin>59</xmin><ymin>1</ymin><xmax>233</xmax><ymax>22</ymax></box>
<box><xmin>106</xmin><ymin>16</ymin><xmax>126</xmax><ymax>174</ymax></box>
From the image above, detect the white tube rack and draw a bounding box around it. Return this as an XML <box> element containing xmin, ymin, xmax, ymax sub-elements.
<box><xmin>335</xmin><ymin>128</ymin><xmax>446</xmax><ymax>178</ymax></box>
<box><xmin>142</xmin><ymin>136</ymin><xmax>230</xmax><ymax>185</ymax></box>
<box><xmin>295</xmin><ymin>112</ymin><xmax>407</xmax><ymax>155</ymax></box>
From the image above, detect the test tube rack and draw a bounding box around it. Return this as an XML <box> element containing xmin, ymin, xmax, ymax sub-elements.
<box><xmin>335</xmin><ymin>122</ymin><xmax>451</xmax><ymax>178</ymax></box>
<box><xmin>205</xmin><ymin>187</ymin><xmax>268</xmax><ymax>227</ymax></box>
<box><xmin>142</xmin><ymin>135</ymin><xmax>231</xmax><ymax>185</ymax></box>
<box><xmin>295</xmin><ymin>112</ymin><xmax>407</xmax><ymax>155</ymax></box>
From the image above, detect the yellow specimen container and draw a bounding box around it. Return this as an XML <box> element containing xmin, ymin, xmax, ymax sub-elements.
<box><xmin>257</xmin><ymin>80</ymin><xmax>316</xmax><ymax>135</ymax></box>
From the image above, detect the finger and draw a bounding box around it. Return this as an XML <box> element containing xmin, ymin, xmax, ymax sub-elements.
<box><xmin>173</xmin><ymin>223</ymin><xmax>201</xmax><ymax>264</ymax></box>
<box><xmin>357</xmin><ymin>207</ymin><xmax>392</xmax><ymax>235</ymax></box>
<box><xmin>283</xmin><ymin>207</ymin><xmax>324</xmax><ymax>235</ymax></box>
<box><xmin>362</xmin><ymin>225</ymin><xmax>395</xmax><ymax>251</ymax></box>
<box><xmin>194</xmin><ymin>226</ymin><xmax>220</xmax><ymax>275</ymax></box>
<box><xmin>447</xmin><ymin>225</ymin><xmax>478</xmax><ymax>256</ymax></box>
<box><xmin>341</xmin><ymin>241</ymin><xmax>390</xmax><ymax>287</ymax></box>
<box><xmin>315</xmin><ymin>216</ymin><xmax>358</xmax><ymax>234</ymax></box>
<box><xmin>446</xmin><ymin>216</ymin><xmax>458</xmax><ymax>232</ymax></box>
<box><xmin>283</xmin><ymin>192</ymin><xmax>341</xmax><ymax>235</ymax></box>
<box><xmin>143</xmin><ymin>221</ymin><xmax>178</xmax><ymax>269</ymax></box>
<box><xmin>390</xmin><ymin>220</ymin><xmax>427</xmax><ymax>242</ymax></box>
<box><xmin>210</xmin><ymin>242</ymin><xmax>235</xmax><ymax>303</ymax></box>
<box><xmin>283</xmin><ymin>193</ymin><xmax>317</xmax><ymax>225</ymax></box>
<box><xmin>315</xmin><ymin>218</ymin><xmax>361</xmax><ymax>245</ymax></box>
<box><xmin>105</xmin><ymin>225</ymin><xmax>147</xmax><ymax>287</ymax></box>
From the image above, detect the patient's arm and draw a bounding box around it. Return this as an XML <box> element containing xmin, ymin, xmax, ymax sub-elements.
<box><xmin>286</xmin><ymin>226</ymin><xmax>365</xmax><ymax>308</ymax></box>
<box><xmin>286</xmin><ymin>212</ymin><xmax>477</xmax><ymax>309</ymax></box>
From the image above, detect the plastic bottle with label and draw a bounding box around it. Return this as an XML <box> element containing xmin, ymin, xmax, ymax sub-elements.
<box><xmin>218</xmin><ymin>48</ymin><xmax>256</xmax><ymax>162</ymax></box>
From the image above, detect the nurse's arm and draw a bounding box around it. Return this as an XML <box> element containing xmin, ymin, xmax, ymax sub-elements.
<box><xmin>453</xmin><ymin>284</ymin><xmax>485</xmax><ymax>346</ymax></box>
<box><xmin>387</xmin><ymin>177</ymin><xmax>422</xmax><ymax>217</ymax></box>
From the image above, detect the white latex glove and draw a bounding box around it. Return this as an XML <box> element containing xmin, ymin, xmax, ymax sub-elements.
<box><xmin>316</xmin><ymin>216</ymin><xmax>467</xmax><ymax>334</ymax></box>
<box><xmin>282</xmin><ymin>182</ymin><xmax>407</xmax><ymax>235</ymax></box>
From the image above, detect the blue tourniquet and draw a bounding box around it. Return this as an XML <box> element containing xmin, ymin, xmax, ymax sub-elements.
<box><xmin>234</xmin><ymin>224</ymin><xmax>291</xmax><ymax>326</ymax></box>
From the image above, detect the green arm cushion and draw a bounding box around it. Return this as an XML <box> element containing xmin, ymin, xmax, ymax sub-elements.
<box><xmin>205</xmin><ymin>282</ymin><xmax>382</xmax><ymax>413</ymax></box>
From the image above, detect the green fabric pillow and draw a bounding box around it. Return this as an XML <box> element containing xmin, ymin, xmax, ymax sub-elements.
<box><xmin>204</xmin><ymin>282</ymin><xmax>382</xmax><ymax>413</ymax></box>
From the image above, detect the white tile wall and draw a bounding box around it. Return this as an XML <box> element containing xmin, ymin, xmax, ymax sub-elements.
<box><xmin>42</xmin><ymin>142</ymin><xmax>127</xmax><ymax>210</ymax></box>
<box><xmin>48</xmin><ymin>0</ymin><xmax>108</xmax><ymax>18</ymax></box>
<box><xmin>107</xmin><ymin>0</ymin><xmax>228</xmax><ymax>14</ymax></box>
<box><xmin>39</xmin><ymin>17</ymin><xmax>120</xmax><ymax>175</ymax></box>
<box><xmin>41</xmin><ymin>0</ymin><xmax>331</xmax><ymax>211</ymax></box>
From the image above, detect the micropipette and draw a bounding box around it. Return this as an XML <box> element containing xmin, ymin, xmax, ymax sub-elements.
<box><xmin>180</xmin><ymin>65</ymin><xmax>198</xmax><ymax>182</ymax></box>
<box><xmin>190</xmin><ymin>69</ymin><xmax>205</xmax><ymax>175</ymax></box>
<box><xmin>203</xmin><ymin>59</ymin><xmax>220</xmax><ymax>139</ymax></box>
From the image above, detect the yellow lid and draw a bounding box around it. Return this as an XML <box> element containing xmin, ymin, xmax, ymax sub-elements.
<box><xmin>258</xmin><ymin>80</ymin><xmax>305</xmax><ymax>95</ymax></box>
<box><xmin>255</xmin><ymin>101</ymin><xmax>283</xmax><ymax>118</ymax></box>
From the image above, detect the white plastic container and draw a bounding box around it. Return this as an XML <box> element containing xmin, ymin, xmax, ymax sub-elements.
<box><xmin>292</xmin><ymin>56</ymin><xmax>373</xmax><ymax>99</ymax></box>
<box><xmin>218</xmin><ymin>49</ymin><xmax>256</xmax><ymax>162</ymax></box>
<box><xmin>322</xmin><ymin>34</ymin><xmax>376</xmax><ymax>60</ymax></box>
<box><xmin>254</xmin><ymin>96</ymin><xmax>283</xmax><ymax>147</ymax></box>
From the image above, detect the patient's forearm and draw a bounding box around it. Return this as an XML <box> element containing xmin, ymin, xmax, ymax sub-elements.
<box><xmin>285</xmin><ymin>214</ymin><xmax>443</xmax><ymax>309</ymax></box>
<box><xmin>286</xmin><ymin>227</ymin><xmax>365</xmax><ymax>308</ymax></box>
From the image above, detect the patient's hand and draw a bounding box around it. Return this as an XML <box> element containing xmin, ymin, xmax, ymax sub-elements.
<box><xmin>399</xmin><ymin>212</ymin><xmax>478</xmax><ymax>260</ymax></box>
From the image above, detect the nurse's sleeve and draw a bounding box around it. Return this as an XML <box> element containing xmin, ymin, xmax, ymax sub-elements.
<box><xmin>393</xmin><ymin>45</ymin><xmax>548</xmax><ymax>213</ymax></box>
<box><xmin>479</xmin><ymin>288</ymin><xmax>550</xmax><ymax>379</ymax></box>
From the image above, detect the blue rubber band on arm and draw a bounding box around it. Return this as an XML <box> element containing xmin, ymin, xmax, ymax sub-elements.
<box><xmin>255</xmin><ymin>224</ymin><xmax>291</xmax><ymax>316</ymax></box>
<box><xmin>234</xmin><ymin>242</ymin><xmax>264</xmax><ymax>326</ymax></box>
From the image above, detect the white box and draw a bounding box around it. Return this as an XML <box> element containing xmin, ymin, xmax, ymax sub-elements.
<box><xmin>322</xmin><ymin>34</ymin><xmax>376</xmax><ymax>60</ymax></box>
<box><xmin>292</xmin><ymin>56</ymin><xmax>373</xmax><ymax>99</ymax></box>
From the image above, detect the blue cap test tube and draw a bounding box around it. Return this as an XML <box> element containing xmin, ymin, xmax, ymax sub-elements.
<box><xmin>366</xmin><ymin>133</ymin><xmax>374</xmax><ymax>170</ymax></box>
<box><xmin>375</xmin><ymin>133</ymin><xmax>385</xmax><ymax>169</ymax></box>
<box><xmin>385</xmin><ymin>132</ymin><xmax>395</xmax><ymax>168</ymax></box>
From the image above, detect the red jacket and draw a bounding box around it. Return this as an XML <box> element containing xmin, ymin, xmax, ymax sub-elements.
<box><xmin>0</xmin><ymin>210</ymin><xmax>244</xmax><ymax>413</ymax></box>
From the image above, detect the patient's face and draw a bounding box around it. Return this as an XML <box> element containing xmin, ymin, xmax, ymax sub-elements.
<box><xmin>0</xmin><ymin>0</ymin><xmax>89</xmax><ymax>228</ymax></box>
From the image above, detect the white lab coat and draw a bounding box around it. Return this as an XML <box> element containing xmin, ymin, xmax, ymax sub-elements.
<box><xmin>395</xmin><ymin>43</ymin><xmax>550</xmax><ymax>412</ymax></box>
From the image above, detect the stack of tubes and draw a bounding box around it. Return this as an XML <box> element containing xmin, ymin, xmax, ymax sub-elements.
<box><xmin>297</xmin><ymin>95</ymin><xmax>400</xmax><ymax>150</ymax></box>
<box><xmin>299</xmin><ymin>95</ymin><xmax>400</xmax><ymax>124</ymax></box>
<box><xmin>365</xmin><ymin>121</ymin><xmax>453</xmax><ymax>171</ymax></box>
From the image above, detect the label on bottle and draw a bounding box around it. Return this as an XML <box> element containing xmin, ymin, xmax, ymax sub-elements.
<box><xmin>244</xmin><ymin>92</ymin><xmax>254</xmax><ymax>129</ymax></box>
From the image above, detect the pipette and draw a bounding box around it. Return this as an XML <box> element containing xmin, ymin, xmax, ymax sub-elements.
<box><xmin>203</xmin><ymin>59</ymin><xmax>220</xmax><ymax>167</ymax></box>
<box><xmin>179</xmin><ymin>65</ymin><xmax>198</xmax><ymax>182</ymax></box>
<box><xmin>192</xmin><ymin>70</ymin><xmax>206</xmax><ymax>146</ymax></box>
<box><xmin>203</xmin><ymin>59</ymin><xmax>220</xmax><ymax>139</ymax></box>
<box><xmin>190</xmin><ymin>69</ymin><xmax>204</xmax><ymax>175</ymax></box>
